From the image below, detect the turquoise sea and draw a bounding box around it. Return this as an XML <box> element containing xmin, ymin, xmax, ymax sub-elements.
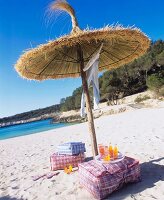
<box><xmin>0</xmin><ymin>119</ymin><xmax>72</xmax><ymax>140</ymax></box>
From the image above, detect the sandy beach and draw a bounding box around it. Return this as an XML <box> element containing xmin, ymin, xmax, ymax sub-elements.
<box><xmin>0</xmin><ymin>107</ymin><xmax>164</xmax><ymax>200</ymax></box>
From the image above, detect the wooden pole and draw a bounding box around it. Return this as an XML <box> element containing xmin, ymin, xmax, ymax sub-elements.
<box><xmin>77</xmin><ymin>44</ymin><xmax>98</xmax><ymax>158</ymax></box>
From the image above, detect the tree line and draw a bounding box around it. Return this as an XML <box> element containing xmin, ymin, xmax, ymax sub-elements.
<box><xmin>60</xmin><ymin>40</ymin><xmax>164</xmax><ymax>110</ymax></box>
<box><xmin>0</xmin><ymin>40</ymin><xmax>163</xmax><ymax>124</ymax></box>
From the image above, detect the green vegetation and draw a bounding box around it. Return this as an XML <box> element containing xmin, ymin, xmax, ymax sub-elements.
<box><xmin>0</xmin><ymin>104</ymin><xmax>60</xmax><ymax>124</ymax></box>
<box><xmin>146</xmin><ymin>73</ymin><xmax>164</xmax><ymax>95</ymax></box>
<box><xmin>61</xmin><ymin>40</ymin><xmax>164</xmax><ymax>110</ymax></box>
<box><xmin>0</xmin><ymin>40</ymin><xmax>164</xmax><ymax>125</ymax></box>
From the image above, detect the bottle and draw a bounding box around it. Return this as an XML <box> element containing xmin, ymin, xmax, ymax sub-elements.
<box><xmin>113</xmin><ymin>145</ymin><xmax>118</xmax><ymax>159</ymax></box>
<box><xmin>109</xmin><ymin>144</ymin><xmax>113</xmax><ymax>158</ymax></box>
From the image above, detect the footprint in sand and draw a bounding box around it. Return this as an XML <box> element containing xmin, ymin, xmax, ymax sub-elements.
<box><xmin>11</xmin><ymin>185</ymin><xmax>19</xmax><ymax>190</ymax></box>
<box><xmin>51</xmin><ymin>179</ymin><xmax>56</xmax><ymax>183</ymax></box>
<box><xmin>1</xmin><ymin>186</ymin><xmax>8</xmax><ymax>191</ymax></box>
<box><xmin>10</xmin><ymin>178</ymin><xmax>18</xmax><ymax>182</ymax></box>
<box><xmin>150</xmin><ymin>195</ymin><xmax>158</xmax><ymax>199</ymax></box>
<box><xmin>55</xmin><ymin>191</ymin><xmax>62</xmax><ymax>195</ymax></box>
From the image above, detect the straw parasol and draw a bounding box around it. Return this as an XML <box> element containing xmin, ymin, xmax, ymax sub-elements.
<box><xmin>15</xmin><ymin>0</ymin><xmax>150</xmax><ymax>158</ymax></box>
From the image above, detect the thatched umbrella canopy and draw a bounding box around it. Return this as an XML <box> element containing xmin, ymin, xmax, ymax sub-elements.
<box><xmin>15</xmin><ymin>0</ymin><xmax>150</xmax><ymax>158</ymax></box>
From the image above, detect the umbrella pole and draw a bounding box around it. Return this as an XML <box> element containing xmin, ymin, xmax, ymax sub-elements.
<box><xmin>77</xmin><ymin>44</ymin><xmax>98</xmax><ymax>158</ymax></box>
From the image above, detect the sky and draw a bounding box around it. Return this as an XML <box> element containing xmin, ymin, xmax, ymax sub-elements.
<box><xmin>0</xmin><ymin>0</ymin><xmax>164</xmax><ymax>118</ymax></box>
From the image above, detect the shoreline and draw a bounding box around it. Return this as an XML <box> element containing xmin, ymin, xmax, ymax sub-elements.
<box><xmin>0</xmin><ymin>117</ymin><xmax>54</xmax><ymax>128</ymax></box>
<box><xmin>0</xmin><ymin>120</ymin><xmax>76</xmax><ymax>141</ymax></box>
<box><xmin>1</xmin><ymin>90</ymin><xmax>163</xmax><ymax>128</ymax></box>
<box><xmin>1</xmin><ymin>92</ymin><xmax>164</xmax><ymax>141</ymax></box>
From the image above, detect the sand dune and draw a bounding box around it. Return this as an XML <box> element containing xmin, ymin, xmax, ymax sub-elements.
<box><xmin>0</xmin><ymin>107</ymin><xmax>164</xmax><ymax>200</ymax></box>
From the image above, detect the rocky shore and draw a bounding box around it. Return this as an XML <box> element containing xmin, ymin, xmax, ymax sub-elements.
<box><xmin>1</xmin><ymin>91</ymin><xmax>163</xmax><ymax>128</ymax></box>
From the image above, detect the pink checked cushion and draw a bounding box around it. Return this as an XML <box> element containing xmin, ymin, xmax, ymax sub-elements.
<box><xmin>50</xmin><ymin>153</ymin><xmax>85</xmax><ymax>170</ymax></box>
<box><xmin>78</xmin><ymin>156</ymin><xmax>140</xmax><ymax>199</ymax></box>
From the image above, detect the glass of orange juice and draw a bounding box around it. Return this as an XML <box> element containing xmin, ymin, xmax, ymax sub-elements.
<box><xmin>104</xmin><ymin>146</ymin><xmax>109</xmax><ymax>156</ymax></box>
<box><xmin>98</xmin><ymin>144</ymin><xmax>105</xmax><ymax>157</ymax></box>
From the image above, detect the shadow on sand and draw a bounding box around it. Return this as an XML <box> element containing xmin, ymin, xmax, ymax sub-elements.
<box><xmin>1</xmin><ymin>158</ymin><xmax>163</xmax><ymax>200</ymax></box>
<box><xmin>85</xmin><ymin>156</ymin><xmax>93</xmax><ymax>162</ymax></box>
<box><xmin>106</xmin><ymin>157</ymin><xmax>164</xmax><ymax>200</ymax></box>
<box><xmin>0</xmin><ymin>197</ymin><xmax>24</xmax><ymax>200</ymax></box>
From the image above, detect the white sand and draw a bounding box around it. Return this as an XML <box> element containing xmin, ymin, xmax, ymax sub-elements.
<box><xmin>0</xmin><ymin>108</ymin><xmax>164</xmax><ymax>200</ymax></box>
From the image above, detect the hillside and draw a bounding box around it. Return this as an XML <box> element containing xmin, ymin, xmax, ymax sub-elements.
<box><xmin>0</xmin><ymin>40</ymin><xmax>164</xmax><ymax>127</ymax></box>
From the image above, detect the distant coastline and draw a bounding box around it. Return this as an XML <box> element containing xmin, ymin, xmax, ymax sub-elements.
<box><xmin>0</xmin><ymin>113</ymin><xmax>83</xmax><ymax>128</ymax></box>
<box><xmin>1</xmin><ymin>91</ymin><xmax>163</xmax><ymax>128</ymax></box>
<box><xmin>0</xmin><ymin>104</ymin><xmax>60</xmax><ymax>128</ymax></box>
<box><xmin>0</xmin><ymin>117</ymin><xmax>50</xmax><ymax>128</ymax></box>
<box><xmin>0</xmin><ymin>112</ymin><xmax>82</xmax><ymax>128</ymax></box>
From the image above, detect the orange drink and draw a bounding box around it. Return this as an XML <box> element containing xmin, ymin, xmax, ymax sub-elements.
<box><xmin>109</xmin><ymin>144</ymin><xmax>113</xmax><ymax>158</ymax></box>
<box><xmin>113</xmin><ymin>145</ymin><xmax>118</xmax><ymax>159</ymax></box>
<box><xmin>104</xmin><ymin>146</ymin><xmax>109</xmax><ymax>156</ymax></box>
<box><xmin>98</xmin><ymin>145</ymin><xmax>105</xmax><ymax>157</ymax></box>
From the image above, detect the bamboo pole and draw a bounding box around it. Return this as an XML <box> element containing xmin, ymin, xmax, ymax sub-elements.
<box><xmin>77</xmin><ymin>44</ymin><xmax>98</xmax><ymax>158</ymax></box>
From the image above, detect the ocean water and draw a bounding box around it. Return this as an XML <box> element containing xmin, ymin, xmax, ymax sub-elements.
<box><xmin>0</xmin><ymin>119</ymin><xmax>72</xmax><ymax>140</ymax></box>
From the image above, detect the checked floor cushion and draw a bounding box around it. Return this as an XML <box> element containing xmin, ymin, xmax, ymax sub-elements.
<box><xmin>50</xmin><ymin>153</ymin><xmax>85</xmax><ymax>170</ymax></box>
<box><xmin>78</xmin><ymin>156</ymin><xmax>140</xmax><ymax>199</ymax></box>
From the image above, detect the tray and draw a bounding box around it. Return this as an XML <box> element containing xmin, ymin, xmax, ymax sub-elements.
<box><xmin>95</xmin><ymin>152</ymin><xmax>125</xmax><ymax>164</ymax></box>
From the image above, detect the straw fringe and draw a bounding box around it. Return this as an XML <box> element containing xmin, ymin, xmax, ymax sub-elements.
<box><xmin>49</xmin><ymin>0</ymin><xmax>80</xmax><ymax>33</ymax></box>
<box><xmin>15</xmin><ymin>25</ymin><xmax>150</xmax><ymax>81</ymax></box>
